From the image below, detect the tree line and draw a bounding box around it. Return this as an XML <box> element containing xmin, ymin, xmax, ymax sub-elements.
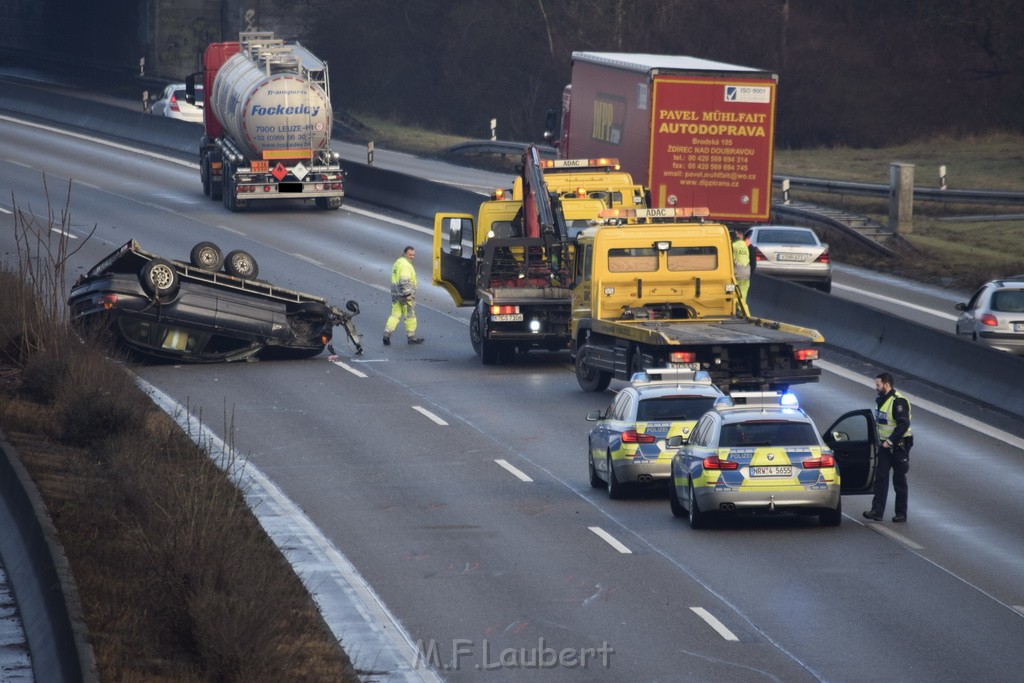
<box><xmin>293</xmin><ymin>0</ymin><xmax>1022</xmax><ymax>148</ymax></box>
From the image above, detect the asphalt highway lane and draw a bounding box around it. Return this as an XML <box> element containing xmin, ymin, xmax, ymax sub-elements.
<box><xmin>3</xmin><ymin>116</ymin><xmax>1024</xmax><ymax>680</ymax></box>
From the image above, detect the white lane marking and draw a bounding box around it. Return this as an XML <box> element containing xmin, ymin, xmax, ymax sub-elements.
<box><xmin>832</xmin><ymin>282</ymin><xmax>958</xmax><ymax>321</ymax></box>
<box><xmin>412</xmin><ymin>405</ymin><xmax>448</xmax><ymax>426</ymax></box>
<box><xmin>344</xmin><ymin>204</ymin><xmax>431</xmax><ymax>235</ymax></box>
<box><xmin>218</xmin><ymin>224</ymin><xmax>246</xmax><ymax>236</ymax></box>
<box><xmin>1013</xmin><ymin>606</ymin><xmax>1024</xmax><ymax>617</ymax></box>
<box><xmin>293</xmin><ymin>252</ymin><xmax>323</xmax><ymax>266</ymax></box>
<box><xmin>0</xmin><ymin>113</ymin><xmax>199</xmax><ymax>168</ymax></box>
<box><xmin>588</xmin><ymin>526</ymin><xmax>632</xmax><ymax>554</ymax></box>
<box><xmin>860</xmin><ymin>521</ymin><xmax>925</xmax><ymax>550</ymax></box>
<box><xmin>0</xmin><ymin>206</ymin><xmax>11</xmax><ymax>214</ymax></box>
<box><xmin>691</xmin><ymin>607</ymin><xmax>740</xmax><ymax>641</ymax></box>
<box><xmin>495</xmin><ymin>459</ymin><xmax>533</xmax><ymax>482</ymax></box>
<box><xmin>330</xmin><ymin>359</ymin><xmax>367</xmax><ymax>378</ymax></box>
<box><xmin>49</xmin><ymin>228</ymin><xmax>77</xmax><ymax>238</ymax></box>
<box><xmin>818</xmin><ymin>360</ymin><xmax>1024</xmax><ymax>452</ymax></box>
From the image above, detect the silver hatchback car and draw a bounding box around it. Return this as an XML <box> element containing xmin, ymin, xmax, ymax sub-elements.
<box><xmin>745</xmin><ymin>225</ymin><xmax>832</xmax><ymax>292</ymax></box>
<box><xmin>955</xmin><ymin>276</ymin><xmax>1024</xmax><ymax>355</ymax></box>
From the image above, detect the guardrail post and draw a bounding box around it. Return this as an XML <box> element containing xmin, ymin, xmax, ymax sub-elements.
<box><xmin>888</xmin><ymin>162</ymin><xmax>914</xmax><ymax>234</ymax></box>
<box><xmin>781</xmin><ymin>178</ymin><xmax>790</xmax><ymax>205</ymax></box>
<box><xmin>939</xmin><ymin>165</ymin><xmax>947</xmax><ymax>190</ymax></box>
<box><xmin>490</xmin><ymin>118</ymin><xmax>497</xmax><ymax>141</ymax></box>
<box><xmin>367</xmin><ymin>142</ymin><xmax>374</xmax><ymax>165</ymax></box>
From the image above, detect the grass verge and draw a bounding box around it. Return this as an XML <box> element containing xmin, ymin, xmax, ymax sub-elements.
<box><xmin>0</xmin><ymin>199</ymin><xmax>359</xmax><ymax>681</ymax></box>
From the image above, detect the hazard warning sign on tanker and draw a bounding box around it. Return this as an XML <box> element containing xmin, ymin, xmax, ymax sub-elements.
<box><xmin>291</xmin><ymin>162</ymin><xmax>309</xmax><ymax>181</ymax></box>
<box><xmin>272</xmin><ymin>163</ymin><xmax>289</xmax><ymax>181</ymax></box>
<box><xmin>648</xmin><ymin>76</ymin><xmax>777</xmax><ymax>222</ymax></box>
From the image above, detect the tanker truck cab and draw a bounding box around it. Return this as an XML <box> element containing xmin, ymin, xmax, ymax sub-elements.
<box><xmin>511</xmin><ymin>158</ymin><xmax>647</xmax><ymax>210</ymax></box>
<box><xmin>570</xmin><ymin>208</ymin><xmax>822</xmax><ymax>392</ymax></box>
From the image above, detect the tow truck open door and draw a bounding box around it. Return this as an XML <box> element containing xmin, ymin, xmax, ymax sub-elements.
<box><xmin>433</xmin><ymin>214</ymin><xmax>477</xmax><ymax>306</ymax></box>
<box><xmin>823</xmin><ymin>409</ymin><xmax>878</xmax><ymax>494</ymax></box>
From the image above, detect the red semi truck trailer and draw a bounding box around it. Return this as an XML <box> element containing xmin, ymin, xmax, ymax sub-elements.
<box><xmin>545</xmin><ymin>52</ymin><xmax>778</xmax><ymax>223</ymax></box>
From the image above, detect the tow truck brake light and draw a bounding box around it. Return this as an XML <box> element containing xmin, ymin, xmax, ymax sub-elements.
<box><xmin>490</xmin><ymin>305</ymin><xmax>520</xmax><ymax>315</ymax></box>
<box><xmin>794</xmin><ymin>349</ymin><xmax>819</xmax><ymax>361</ymax></box>
<box><xmin>670</xmin><ymin>351</ymin><xmax>697</xmax><ymax>364</ymax></box>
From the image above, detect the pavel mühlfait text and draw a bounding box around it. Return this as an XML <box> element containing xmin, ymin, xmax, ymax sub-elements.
<box><xmin>415</xmin><ymin>638</ymin><xmax>614</xmax><ymax>671</ymax></box>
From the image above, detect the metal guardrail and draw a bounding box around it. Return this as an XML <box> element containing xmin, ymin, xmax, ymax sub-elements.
<box><xmin>445</xmin><ymin>140</ymin><xmax>556</xmax><ymax>159</ymax></box>
<box><xmin>774</xmin><ymin>175</ymin><xmax>1024</xmax><ymax>206</ymax></box>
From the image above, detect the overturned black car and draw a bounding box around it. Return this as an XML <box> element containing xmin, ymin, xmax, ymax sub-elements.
<box><xmin>68</xmin><ymin>240</ymin><xmax>363</xmax><ymax>362</ymax></box>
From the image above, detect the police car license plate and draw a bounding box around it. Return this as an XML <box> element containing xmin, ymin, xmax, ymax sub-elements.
<box><xmin>491</xmin><ymin>314</ymin><xmax>524</xmax><ymax>322</ymax></box>
<box><xmin>749</xmin><ymin>465</ymin><xmax>792</xmax><ymax>477</ymax></box>
<box><xmin>776</xmin><ymin>253</ymin><xmax>806</xmax><ymax>262</ymax></box>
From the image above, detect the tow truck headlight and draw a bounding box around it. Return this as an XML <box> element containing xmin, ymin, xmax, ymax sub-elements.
<box><xmin>604</xmin><ymin>287</ymin><xmax>615</xmax><ymax>296</ymax></box>
<box><xmin>529</xmin><ymin>319</ymin><xmax>541</xmax><ymax>333</ymax></box>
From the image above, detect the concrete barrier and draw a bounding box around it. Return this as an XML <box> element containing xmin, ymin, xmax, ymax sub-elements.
<box><xmin>0</xmin><ymin>435</ymin><xmax>97</xmax><ymax>682</ymax></box>
<box><xmin>750</xmin><ymin>273</ymin><xmax>1024</xmax><ymax>418</ymax></box>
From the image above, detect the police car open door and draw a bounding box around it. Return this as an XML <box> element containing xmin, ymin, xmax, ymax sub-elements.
<box><xmin>822</xmin><ymin>409</ymin><xmax>878</xmax><ymax>494</ymax></box>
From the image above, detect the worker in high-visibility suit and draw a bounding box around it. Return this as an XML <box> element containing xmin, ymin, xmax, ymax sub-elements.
<box><xmin>732</xmin><ymin>229</ymin><xmax>751</xmax><ymax>310</ymax></box>
<box><xmin>383</xmin><ymin>246</ymin><xmax>425</xmax><ymax>345</ymax></box>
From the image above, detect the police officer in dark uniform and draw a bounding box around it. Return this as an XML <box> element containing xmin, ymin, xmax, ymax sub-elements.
<box><xmin>864</xmin><ymin>372</ymin><xmax>913</xmax><ymax>523</ymax></box>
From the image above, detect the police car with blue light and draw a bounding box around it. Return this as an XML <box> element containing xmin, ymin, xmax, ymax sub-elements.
<box><xmin>667</xmin><ymin>392</ymin><xmax>880</xmax><ymax>528</ymax></box>
<box><xmin>586</xmin><ymin>368</ymin><xmax>725</xmax><ymax>498</ymax></box>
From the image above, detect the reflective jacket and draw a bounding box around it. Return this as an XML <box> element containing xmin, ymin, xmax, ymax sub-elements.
<box><xmin>875</xmin><ymin>390</ymin><xmax>912</xmax><ymax>442</ymax></box>
<box><xmin>390</xmin><ymin>256</ymin><xmax>417</xmax><ymax>302</ymax></box>
<box><xmin>732</xmin><ymin>238</ymin><xmax>751</xmax><ymax>278</ymax></box>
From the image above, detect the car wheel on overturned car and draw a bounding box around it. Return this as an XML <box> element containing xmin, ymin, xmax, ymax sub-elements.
<box><xmin>139</xmin><ymin>259</ymin><xmax>180</xmax><ymax>299</ymax></box>
<box><xmin>190</xmin><ymin>241</ymin><xmax>223</xmax><ymax>271</ymax></box>
<box><xmin>225</xmin><ymin>250</ymin><xmax>259</xmax><ymax>279</ymax></box>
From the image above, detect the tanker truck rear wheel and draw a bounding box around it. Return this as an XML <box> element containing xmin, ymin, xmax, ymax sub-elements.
<box><xmin>315</xmin><ymin>197</ymin><xmax>342</xmax><ymax>210</ymax></box>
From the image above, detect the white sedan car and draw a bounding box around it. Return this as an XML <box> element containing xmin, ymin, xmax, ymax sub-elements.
<box><xmin>149</xmin><ymin>83</ymin><xmax>204</xmax><ymax>124</ymax></box>
<box><xmin>745</xmin><ymin>225</ymin><xmax>832</xmax><ymax>293</ymax></box>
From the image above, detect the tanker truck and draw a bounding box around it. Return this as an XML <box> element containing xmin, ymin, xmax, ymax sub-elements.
<box><xmin>186</xmin><ymin>31</ymin><xmax>344</xmax><ymax>212</ymax></box>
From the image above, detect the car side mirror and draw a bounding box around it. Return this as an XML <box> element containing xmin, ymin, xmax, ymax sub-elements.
<box><xmin>585</xmin><ymin>409</ymin><xmax>603</xmax><ymax>422</ymax></box>
<box><xmin>830</xmin><ymin>430</ymin><xmax>849</xmax><ymax>443</ymax></box>
<box><xmin>954</xmin><ymin>302</ymin><xmax>967</xmax><ymax>311</ymax></box>
<box><xmin>666</xmin><ymin>435</ymin><xmax>686</xmax><ymax>448</ymax></box>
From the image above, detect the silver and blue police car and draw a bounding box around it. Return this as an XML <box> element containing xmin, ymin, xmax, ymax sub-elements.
<box><xmin>586</xmin><ymin>368</ymin><xmax>725</xmax><ymax>499</ymax></box>
<box><xmin>669</xmin><ymin>392</ymin><xmax>865</xmax><ymax>528</ymax></box>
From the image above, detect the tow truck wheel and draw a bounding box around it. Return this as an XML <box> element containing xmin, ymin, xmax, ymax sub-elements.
<box><xmin>190</xmin><ymin>241</ymin><xmax>223</xmax><ymax>271</ymax></box>
<box><xmin>225</xmin><ymin>250</ymin><xmax>259</xmax><ymax>279</ymax></box>
<box><xmin>139</xmin><ymin>259</ymin><xmax>179</xmax><ymax>299</ymax></box>
<box><xmin>470</xmin><ymin>308</ymin><xmax>484</xmax><ymax>357</ymax></box>
<box><xmin>575</xmin><ymin>347</ymin><xmax>612</xmax><ymax>392</ymax></box>
<box><xmin>480</xmin><ymin>336</ymin><xmax>499</xmax><ymax>365</ymax></box>
<box><xmin>629</xmin><ymin>347</ymin><xmax>646</xmax><ymax>377</ymax></box>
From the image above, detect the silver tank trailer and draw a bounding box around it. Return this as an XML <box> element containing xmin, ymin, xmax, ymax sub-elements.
<box><xmin>210</xmin><ymin>41</ymin><xmax>332</xmax><ymax>161</ymax></box>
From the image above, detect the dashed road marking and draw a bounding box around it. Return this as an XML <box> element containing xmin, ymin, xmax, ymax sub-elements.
<box><xmin>413</xmin><ymin>405</ymin><xmax>448</xmax><ymax>425</ymax></box>
<box><xmin>331</xmin><ymin>359</ymin><xmax>367</xmax><ymax>377</ymax></box>
<box><xmin>293</xmin><ymin>252</ymin><xmax>323</xmax><ymax>266</ymax></box>
<box><xmin>690</xmin><ymin>607</ymin><xmax>740</xmax><ymax>641</ymax></box>
<box><xmin>588</xmin><ymin>526</ymin><xmax>632</xmax><ymax>554</ymax></box>
<box><xmin>495</xmin><ymin>459</ymin><xmax>532</xmax><ymax>482</ymax></box>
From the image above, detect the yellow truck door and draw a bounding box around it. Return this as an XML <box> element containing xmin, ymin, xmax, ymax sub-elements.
<box><xmin>433</xmin><ymin>213</ymin><xmax>477</xmax><ymax>306</ymax></box>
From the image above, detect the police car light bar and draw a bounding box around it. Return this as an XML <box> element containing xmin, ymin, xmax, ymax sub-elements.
<box><xmin>722</xmin><ymin>391</ymin><xmax>800</xmax><ymax>409</ymax></box>
<box><xmin>630</xmin><ymin>367</ymin><xmax>713</xmax><ymax>386</ymax></box>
